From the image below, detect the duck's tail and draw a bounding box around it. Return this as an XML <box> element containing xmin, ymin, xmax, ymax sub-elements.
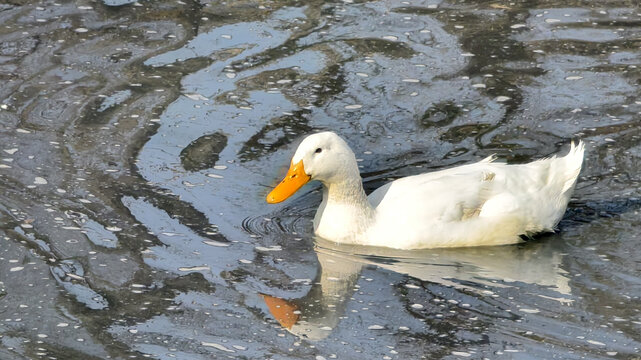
<box><xmin>555</xmin><ymin>140</ymin><xmax>585</xmax><ymax>195</ymax></box>
<box><xmin>533</xmin><ymin>139</ymin><xmax>585</xmax><ymax>231</ymax></box>
<box><xmin>481</xmin><ymin>140</ymin><xmax>585</xmax><ymax>236</ymax></box>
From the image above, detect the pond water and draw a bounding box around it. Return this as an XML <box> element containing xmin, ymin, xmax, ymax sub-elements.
<box><xmin>1</xmin><ymin>0</ymin><xmax>641</xmax><ymax>359</ymax></box>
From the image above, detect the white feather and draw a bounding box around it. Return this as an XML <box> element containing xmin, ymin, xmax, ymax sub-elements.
<box><xmin>279</xmin><ymin>132</ymin><xmax>584</xmax><ymax>250</ymax></box>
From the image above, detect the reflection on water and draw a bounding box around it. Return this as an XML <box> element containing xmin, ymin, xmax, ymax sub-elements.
<box><xmin>264</xmin><ymin>238</ymin><xmax>572</xmax><ymax>341</ymax></box>
<box><xmin>1</xmin><ymin>0</ymin><xmax>641</xmax><ymax>359</ymax></box>
<box><xmin>315</xmin><ymin>238</ymin><xmax>572</xmax><ymax>295</ymax></box>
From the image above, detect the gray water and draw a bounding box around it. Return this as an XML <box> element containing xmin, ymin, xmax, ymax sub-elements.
<box><xmin>1</xmin><ymin>0</ymin><xmax>640</xmax><ymax>359</ymax></box>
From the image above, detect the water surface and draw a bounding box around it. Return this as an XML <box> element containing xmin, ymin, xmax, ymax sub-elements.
<box><xmin>1</xmin><ymin>0</ymin><xmax>640</xmax><ymax>359</ymax></box>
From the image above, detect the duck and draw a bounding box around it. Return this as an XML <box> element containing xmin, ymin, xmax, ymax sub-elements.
<box><xmin>266</xmin><ymin>132</ymin><xmax>584</xmax><ymax>250</ymax></box>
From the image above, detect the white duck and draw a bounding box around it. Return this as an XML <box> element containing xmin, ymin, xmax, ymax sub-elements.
<box><xmin>266</xmin><ymin>132</ymin><xmax>584</xmax><ymax>250</ymax></box>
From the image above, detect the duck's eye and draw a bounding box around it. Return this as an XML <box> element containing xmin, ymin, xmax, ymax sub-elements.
<box><xmin>315</xmin><ymin>148</ymin><xmax>322</xmax><ymax>154</ymax></box>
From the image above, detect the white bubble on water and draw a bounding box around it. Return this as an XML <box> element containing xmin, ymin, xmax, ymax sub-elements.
<box><xmin>519</xmin><ymin>308</ymin><xmax>540</xmax><ymax>314</ymax></box>
<box><xmin>178</xmin><ymin>265</ymin><xmax>210</xmax><ymax>272</ymax></box>
<box><xmin>587</xmin><ymin>340</ymin><xmax>605</xmax><ymax>346</ymax></box>
<box><xmin>452</xmin><ymin>351</ymin><xmax>471</xmax><ymax>357</ymax></box>
<box><xmin>201</xmin><ymin>342</ymin><xmax>235</xmax><ymax>352</ymax></box>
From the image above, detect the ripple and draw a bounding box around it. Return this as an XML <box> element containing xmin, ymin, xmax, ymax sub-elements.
<box><xmin>241</xmin><ymin>203</ymin><xmax>315</xmax><ymax>238</ymax></box>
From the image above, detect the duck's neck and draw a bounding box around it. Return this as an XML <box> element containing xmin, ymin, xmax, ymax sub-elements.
<box><xmin>313</xmin><ymin>176</ymin><xmax>376</xmax><ymax>243</ymax></box>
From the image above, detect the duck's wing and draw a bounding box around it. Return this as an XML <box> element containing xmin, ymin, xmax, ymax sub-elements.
<box><xmin>365</xmin><ymin>164</ymin><xmax>527</xmax><ymax>248</ymax></box>
<box><xmin>369</xmin><ymin>163</ymin><xmax>499</xmax><ymax>223</ymax></box>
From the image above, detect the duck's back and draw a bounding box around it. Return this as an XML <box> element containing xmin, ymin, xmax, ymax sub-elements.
<box><xmin>366</xmin><ymin>142</ymin><xmax>584</xmax><ymax>249</ymax></box>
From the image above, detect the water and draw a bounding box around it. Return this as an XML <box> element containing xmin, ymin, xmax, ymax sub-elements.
<box><xmin>1</xmin><ymin>0</ymin><xmax>640</xmax><ymax>358</ymax></box>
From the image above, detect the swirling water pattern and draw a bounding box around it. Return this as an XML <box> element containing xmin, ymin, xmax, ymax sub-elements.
<box><xmin>0</xmin><ymin>0</ymin><xmax>640</xmax><ymax>359</ymax></box>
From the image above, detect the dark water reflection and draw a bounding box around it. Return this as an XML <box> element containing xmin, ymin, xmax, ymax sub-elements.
<box><xmin>1</xmin><ymin>0</ymin><xmax>641</xmax><ymax>359</ymax></box>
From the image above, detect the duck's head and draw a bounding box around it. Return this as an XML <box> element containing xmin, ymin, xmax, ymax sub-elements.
<box><xmin>266</xmin><ymin>132</ymin><xmax>358</xmax><ymax>204</ymax></box>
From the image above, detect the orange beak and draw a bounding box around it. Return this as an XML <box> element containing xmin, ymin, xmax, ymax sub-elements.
<box><xmin>266</xmin><ymin>160</ymin><xmax>311</xmax><ymax>204</ymax></box>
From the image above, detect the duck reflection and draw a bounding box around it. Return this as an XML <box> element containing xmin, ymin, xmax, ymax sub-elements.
<box><xmin>262</xmin><ymin>243</ymin><xmax>362</xmax><ymax>340</ymax></box>
<box><xmin>263</xmin><ymin>238</ymin><xmax>571</xmax><ymax>340</ymax></box>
